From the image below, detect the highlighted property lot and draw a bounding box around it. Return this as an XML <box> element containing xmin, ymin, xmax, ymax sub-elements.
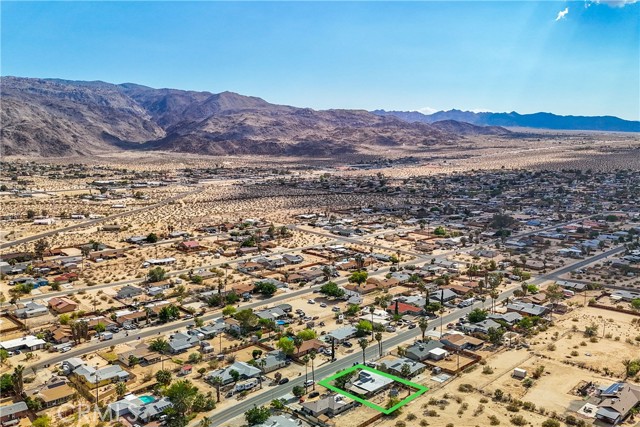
<box><xmin>317</xmin><ymin>364</ymin><xmax>429</xmax><ymax>414</ymax></box>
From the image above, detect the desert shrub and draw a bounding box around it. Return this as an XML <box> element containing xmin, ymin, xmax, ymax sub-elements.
<box><xmin>483</xmin><ymin>366</ymin><xmax>494</xmax><ymax>374</ymax></box>
<box><xmin>458</xmin><ymin>384</ymin><xmax>474</xmax><ymax>393</ymax></box>
<box><xmin>488</xmin><ymin>415</ymin><xmax>501</xmax><ymax>425</ymax></box>
<box><xmin>541</xmin><ymin>420</ymin><xmax>560</xmax><ymax>427</ymax></box>
<box><xmin>510</xmin><ymin>415</ymin><xmax>528</xmax><ymax>426</ymax></box>
<box><xmin>506</xmin><ymin>403</ymin><xmax>520</xmax><ymax>412</ymax></box>
<box><xmin>406</xmin><ymin>413</ymin><xmax>417</xmax><ymax>421</ymax></box>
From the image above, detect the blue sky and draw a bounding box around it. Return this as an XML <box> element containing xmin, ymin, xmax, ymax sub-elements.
<box><xmin>2</xmin><ymin>1</ymin><xmax>639</xmax><ymax>120</ymax></box>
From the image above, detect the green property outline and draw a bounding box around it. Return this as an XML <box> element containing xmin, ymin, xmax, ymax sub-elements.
<box><xmin>317</xmin><ymin>364</ymin><xmax>429</xmax><ymax>414</ymax></box>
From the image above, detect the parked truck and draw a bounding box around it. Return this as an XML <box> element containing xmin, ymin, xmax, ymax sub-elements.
<box><xmin>100</xmin><ymin>332</ymin><xmax>114</xmax><ymax>341</ymax></box>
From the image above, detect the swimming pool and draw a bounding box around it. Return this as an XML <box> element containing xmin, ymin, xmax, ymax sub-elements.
<box><xmin>276</xmin><ymin>320</ymin><xmax>288</xmax><ymax>326</ymax></box>
<box><xmin>139</xmin><ymin>395</ymin><xmax>155</xmax><ymax>404</ymax></box>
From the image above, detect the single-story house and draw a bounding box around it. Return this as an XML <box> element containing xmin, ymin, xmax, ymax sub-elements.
<box><xmin>347</xmin><ymin>370</ymin><xmax>394</xmax><ymax>397</ymax></box>
<box><xmin>0</xmin><ymin>401</ymin><xmax>29</xmax><ymax>424</ymax></box>
<box><xmin>72</xmin><ymin>363</ymin><xmax>130</xmax><ymax>389</ymax></box>
<box><xmin>506</xmin><ymin>302</ymin><xmax>550</xmax><ymax>317</ymax></box>
<box><xmin>109</xmin><ymin>394</ymin><xmax>173</xmax><ymax>423</ymax></box>
<box><xmin>596</xmin><ymin>383</ymin><xmax>640</xmax><ymax>425</ymax></box>
<box><xmin>441</xmin><ymin>333</ymin><xmax>484</xmax><ymax>351</ymax></box>
<box><xmin>169</xmin><ymin>332</ymin><xmax>200</xmax><ymax>354</ymax></box>
<box><xmin>464</xmin><ymin>319</ymin><xmax>502</xmax><ymax>335</ymax></box>
<box><xmin>0</xmin><ymin>335</ymin><xmax>46</xmax><ymax>352</ymax></box>
<box><xmin>48</xmin><ymin>296</ymin><xmax>78</xmax><ymax>314</ymax></box>
<box><xmin>116</xmin><ymin>285</ymin><xmax>144</xmax><ymax>299</ymax></box>
<box><xmin>488</xmin><ymin>312</ymin><xmax>523</xmax><ymax>326</ymax></box>
<box><xmin>177</xmin><ymin>241</ymin><xmax>205</xmax><ymax>252</ymax></box>
<box><xmin>386</xmin><ymin>357</ymin><xmax>427</xmax><ymax>378</ymax></box>
<box><xmin>301</xmin><ymin>394</ymin><xmax>357</xmax><ymax>417</ymax></box>
<box><xmin>327</xmin><ymin>326</ymin><xmax>358</xmax><ymax>344</ymax></box>
<box><xmin>294</xmin><ymin>339</ymin><xmax>328</xmax><ymax>357</ymax></box>
<box><xmin>206</xmin><ymin>361</ymin><xmax>261</xmax><ymax>385</ymax></box>
<box><xmin>260</xmin><ymin>350</ymin><xmax>288</xmax><ymax>373</ymax></box>
<box><xmin>13</xmin><ymin>301</ymin><xmax>48</xmax><ymax>318</ymax></box>
<box><xmin>387</xmin><ymin>301</ymin><xmax>423</xmax><ymax>316</ymax></box>
<box><xmin>405</xmin><ymin>341</ymin><xmax>446</xmax><ymax>362</ymax></box>
<box><xmin>37</xmin><ymin>382</ymin><xmax>76</xmax><ymax>408</ymax></box>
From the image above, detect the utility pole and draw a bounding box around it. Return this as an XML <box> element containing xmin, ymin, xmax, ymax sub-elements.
<box><xmin>94</xmin><ymin>365</ymin><xmax>100</xmax><ymax>404</ymax></box>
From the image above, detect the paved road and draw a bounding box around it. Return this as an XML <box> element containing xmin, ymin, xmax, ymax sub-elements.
<box><xmin>0</xmin><ymin>188</ymin><xmax>204</xmax><ymax>249</ymax></box>
<box><xmin>192</xmin><ymin>245</ymin><xmax>625</xmax><ymax>426</ymax></box>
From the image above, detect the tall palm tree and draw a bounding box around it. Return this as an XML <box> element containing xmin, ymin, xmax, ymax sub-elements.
<box><xmin>309</xmin><ymin>351</ymin><xmax>317</xmax><ymax>390</ymax></box>
<box><xmin>12</xmin><ymin>365</ymin><xmax>25</xmax><ymax>397</ymax></box>
<box><xmin>210</xmin><ymin>376</ymin><xmax>223</xmax><ymax>403</ymax></box>
<box><xmin>369</xmin><ymin>306</ymin><xmax>376</xmax><ymax>341</ymax></box>
<box><xmin>302</xmin><ymin>355</ymin><xmax>310</xmax><ymax>391</ymax></box>
<box><xmin>490</xmin><ymin>290</ymin><xmax>499</xmax><ymax>314</ymax></box>
<box><xmin>418</xmin><ymin>317</ymin><xmax>429</xmax><ymax>342</ymax></box>
<box><xmin>375</xmin><ymin>332</ymin><xmax>383</xmax><ymax>356</ymax></box>
<box><xmin>257</xmin><ymin>359</ymin><xmax>266</xmax><ymax>389</ymax></box>
<box><xmin>294</xmin><ymin>337</ymin><xmax>303</xmax><ymax>357</ymax></box>
<box><xmin>358</xmin><ymin>338</ymin><xmax>369</xmax><ymax>364</ymax></box>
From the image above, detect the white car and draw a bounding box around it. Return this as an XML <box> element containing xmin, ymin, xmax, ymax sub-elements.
<box><xmin>307</xmin><ymin>299</ymin><xmax>315</xmax><ymax>304</ymax></box>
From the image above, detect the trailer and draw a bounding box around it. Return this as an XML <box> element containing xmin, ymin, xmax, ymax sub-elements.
<box><xmin>513</xmin><ymin>368</ymin><xmax>527</xmax><ymax>379</ymax></box>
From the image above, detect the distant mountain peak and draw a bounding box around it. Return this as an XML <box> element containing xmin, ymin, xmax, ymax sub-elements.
<box><xmin>373</xmin><ymin>109</ymin><xmax>639</xmax><ymax>132</ymax></box>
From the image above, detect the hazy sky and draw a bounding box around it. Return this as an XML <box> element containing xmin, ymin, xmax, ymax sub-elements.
<box><xmin>2</xmin><ymin>1</ymin><xmax>639</xmax><ymax>120</ymax></box>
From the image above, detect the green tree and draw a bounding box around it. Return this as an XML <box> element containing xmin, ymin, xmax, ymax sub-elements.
<box><xmin>292</xmin><ymin>385</ymin><xmax>305</xmax><ymax>397</ymax></box>
<box><xmin>34</xmin><ymin>239</ymin><xmax>49</xmax><ymax>260</ymax></box>
<box><xmin>0</xmin><ymin>349</ymin><xmax>9</xmax><ymax>366</ymax></box>
<box><xmin>147</xmin><ymin>267</ymin><xmax>167</xmax><ymax>283</ymax></box>
<box><xmin>276</xmin><ymin>337</ymin><xmax>295</xmax><ymax>355</ymax></box>
<box><xmin>270</xmin><ymin>399</ymin><xmax>285</xmax><ymax>411</ymax></box>
<box><xmin>156</xmin><ymin>369</ymin><xmax>173</xmax><ymax>386</ymax></box>
<box><xmin>254</xmin><ymin>281</ymin><xmax>278</xmax><ymax>297</ymax></box>
<box><xmin>355</xmin><ymin>320</ymin><xmax>373</xmax><ymax>337</ymax></box>
<box><xmin>164</xmin><ymin>379</ymin><xmax>199</xmax><ymax>415</ymax></box>
<box><xmin>319</xmin><ymin>282</ymin><xmax>345</xmax><ymax>299</ymax></box>
<box><xmin>632</xmin><ymin>299</ymin><xmax>640</xmax><ymax>310</ymax></box>
<box><xmin>149</xmin><ymin>338</ymin><xmax>170</xmax><ymax>353</ymax></box>
<box><xmin>468</xmin><ymin>308</ymin><xmax>488</xmax><ymax>323</ymax></box>
<box><xmin>94</xmin><ymin>322</ymin><xmax>106</xmax><ymax>333</ymax></box>
<box><xmin>12</xmin><ymin>365</ymin><xmax>24</xmax><ymax>397</ymax></box>
<box><xmin>349</xmin><ymin>271</ymin><xmax>368</xmax><ymax>287</ymax></box>
<box><xmin>375</xmin><ymin>332</ymin><xmax>383</xmax><ymax>356</ymax></box>
<box><xmin>229</xmin><ymin>369</ymin><xmax>240</xmax><ymax>386</ymax></box>
<box><xmin>146</xmin><ymin>233</ymin><xmax>159</xmax><ymax>243</ymax></box>
<box><xmin>487</xmin><ymin>327</ymin><xmax>504</xmax><ymax>345</ymax></box>
<box><xmin>33</xmin><ymin>416</ymin><xmax>51</xmax><ymax>427</ymax></box>
<box><xmin>222</xmin><ymin>305</ymin><xmax>236</xmax><ymax>317</ymax></box>
<box><xmin>234</xmin><ymin>309</ymin><xmax>258</xmax><ymax>333</ymax></box>
<box><xmin>296</xmin><ymin>329</ymin><xmax>317</xmax><ymax>341</ymax></box>
<box><xmin>400</xmin><ymin>363</ymin><xmax>412</xmax><ymax>379</ymax></box>
<box><xmin>245</xmin><ymin>406</ymin><xmax>271</xmax><ymax>426</ymax></box>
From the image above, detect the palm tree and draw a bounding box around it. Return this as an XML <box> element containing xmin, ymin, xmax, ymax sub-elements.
<box><xmin>418</xmin><ymin>317</ymin><xmax>429</xmax><ymax>342</ymax></box>
<box><xmin>257</xmin><ymin>359</ymin><xmax>266</xmax><ymax>389</ymax></box>
<box><xmin>302</xmin><ymin>355</ymin><xmax>310</xmax><ymax>391</ymax></box>
<box><xmin>12</xmin><ymin>365</ymin><xmax>25</xmax><ymax>397</ymax></box>
<box><xmin>309</xmin><ymin>351</ymin><xmax>317</xmax><ymax>390</ymax></box>
<box><xmin>358</xmin><ymin>338</ymin><xmax>369</xmax><ymax>364</ymax></box>
<box><xmin>198</xmin><ymin>417</ymin><xmax>213</xmax><ymax>427</ymax></box>
<box><xmin>210</xmin><ymin>376</ymin><xmax>223</xmax><ymax>402</ymax></box>
<box><xmin>115</xmin><ymin>381</ymin><xmax>127</xmax><ymax>398</ymax></box>
<box><xmin>490</xmin><ymin>290</ymin><xmax>499</xmax><ymax>314</ymax></box>
<box><xmin>369</xmin><ymin>306</ymin><xmax>376</xmax><ymax>341</ymax></box>
<box><xmin>293</xmin><ymin>337</ymin><xmax>303</xmax><ymax>357</ymax></box>
<box><xmin>375</xmin><ymin>332</ymin><xmax>383</xmax><ymax>356</ymax></box>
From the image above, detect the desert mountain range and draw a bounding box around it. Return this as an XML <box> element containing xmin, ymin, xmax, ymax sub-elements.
<box><xmin>1</xmin><ymin>77</ymin><xmax>636</xmax><ymax>157</ymax></box>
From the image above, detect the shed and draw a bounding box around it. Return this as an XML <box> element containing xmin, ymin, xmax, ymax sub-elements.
<box><xmin>513</xmin><ymin>368</ymin><xmax>527</xmax><ymax>379</ymax></box>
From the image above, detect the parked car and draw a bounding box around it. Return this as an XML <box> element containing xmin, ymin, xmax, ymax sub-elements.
<box><xmin>304</xmin><ymin>380</ymin><xmax>315</xmax><ymax>387</ymax></box>
<box><xmin>332</xmin><ymin>307</ymin><xmax>341</xmax><ymax>312</ymax></box>
<box><xmin>319</xmin><ymin>303</ymin><xmax>327</xmax><ymax>308</ymax></box>
<box><xmin>385</xmin><ymin>326</ymin><xmax>396</xmax><ymax>332</ymax></box>
<box><xmin>309</xmin><ymin>391</ymin><xmax>320</xmax><ymax>398</ymax></box>
<box><xmin>307</xmin><ymin>299</ymin><xmax>315</xmax><ymax>304</ymax></box>
<box><xmin>408</xmin><ymin>323</ymin><xmax>417</xmax><ymax>329</ymax></box>
<box><xmin>342</xmin><ymin>341</ymin><xmax>353</xmax><ymax>348</ymax></box>
<box><xmin>278</xmin><ymin>378</ymin><xmax>289</xmax><ymax>385</ymax></box>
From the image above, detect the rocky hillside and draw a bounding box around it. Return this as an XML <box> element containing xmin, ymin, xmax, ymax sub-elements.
<box><xmin>1</xmin><ymin>77</ymin><xmax>462</xmax><ymax>157</ymax></box>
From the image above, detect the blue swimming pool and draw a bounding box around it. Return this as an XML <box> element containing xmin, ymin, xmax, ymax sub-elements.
<box><xmin>139</xmin><ymin>395</ymin><xmax>155</xmax><ymax>404</ymax></box>
<box><xmin>276</xmin><ymin>320</ymin><xmax>288</xmax><ymax>326</ymax></box>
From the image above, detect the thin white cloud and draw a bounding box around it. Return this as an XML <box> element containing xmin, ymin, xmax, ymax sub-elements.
<box><xmin>470</xmin><ymin>108</ymin><xmax>493</xmax><ymax>113</ymax></box>
<box><xmin>556</xmin><ymin>7</ymin><xmax>569</xmax><ymax>21</ymax></box>
<box><xmin>417</xmin><ymin>107</ymin><xmax>438</xmax><ymax>115</ymax></box>
<box><xmin>591</xmin><ymin>0</ymin><xmax>638</xmax><ymax>7</ymax></box>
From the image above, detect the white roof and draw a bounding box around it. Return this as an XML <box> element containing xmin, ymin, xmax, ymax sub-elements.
<box><xmin>429</xmin><ymin>348</ymin><xmax>448</xmax><ymax>356</ymax></box>
<box><xmin>0</xmin><ymin>335</ymin><xmax>46</xmax><ymax>350</ymax></box>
